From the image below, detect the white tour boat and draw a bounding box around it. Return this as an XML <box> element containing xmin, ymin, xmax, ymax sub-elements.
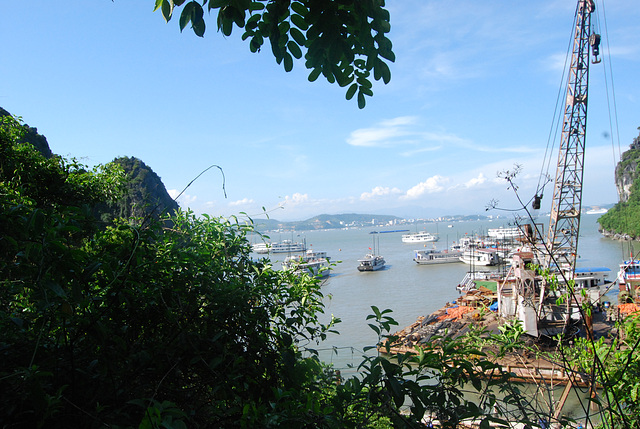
<box><xmin>413</xmin><ymin>249</ymin><xmax>463</xmax><ymax>265</ymax></box>
<box><xmin>252</xmin><ymin>242</ymin><xmax>270</xmax><ymax>254</ymax></box>
<box><xmin>401</xmin><ymin>232</ymin><xmax>439</xmax><ymax>244</ymax></box>
<box><xmin>253</xmin><ymin>239</ymin><xmax>306</xmax><ymax>254</ymax></box>
<box><xmin>487</xmin><ymin>226</ymin><xmax>524</xmax><ymax>240</ymax></box>
<box><xmin>283</xmin><ymin>249</ymin><xmax>331</xmax><ymax>278</ymax></box>
<box><xmin>357</xmin><ymin>254</ymin><xmax>386</xmax><ymax>271</ymax></box>
<box><xmin>459</xmin><ymin>247</ymin><xmax>501</xmax><ymax>266</ymax></box>
<box><xmin>269</xmin><ymin>240</ymin><xmax>306</xmax><ymax>254</ymax></box>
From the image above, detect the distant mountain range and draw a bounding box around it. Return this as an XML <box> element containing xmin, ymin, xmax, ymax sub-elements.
<box><xmin>249</xmin><ymin>213</ymin><xmax>493</xmax><ymax>232</ymax></box>
<box><xmin>250</xmin><ymin>213</ymin><xmax>399</xmax><ymax>232</ymax></box>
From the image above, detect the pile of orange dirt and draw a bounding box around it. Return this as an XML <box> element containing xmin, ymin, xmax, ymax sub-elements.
<box><xmin>437</xmin><ymin>305</ymin><xmax>474</xmax><ymax>321</ymax></box>
<box><xmin>618</xmin><ymin>303</ymin><xmax>640</xmax><ymax>316</ymax></box>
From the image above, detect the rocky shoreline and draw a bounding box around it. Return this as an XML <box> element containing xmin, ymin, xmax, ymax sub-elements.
<box><xmin>598</xmin><ymin>228</ymin><xmax>637</xmax><ymax>241</ymax></box>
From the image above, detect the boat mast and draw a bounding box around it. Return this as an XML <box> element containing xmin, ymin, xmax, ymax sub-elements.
<box><xmin>544</xmin><ymin>0</ymin><xmax>601</xmax><ymax>274</ymax></box>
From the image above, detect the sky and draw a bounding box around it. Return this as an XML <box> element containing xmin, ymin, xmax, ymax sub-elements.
<box><xmin>1</xmin><ymin>1</ymin><xmax>638</xmax><ymax>221</ymax></box>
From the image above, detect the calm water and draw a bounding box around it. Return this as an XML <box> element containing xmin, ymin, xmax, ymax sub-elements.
<box><xmin>258</xmin><ymin>214</ymin><xmax>634</xmax><ymax>373</ymax></box>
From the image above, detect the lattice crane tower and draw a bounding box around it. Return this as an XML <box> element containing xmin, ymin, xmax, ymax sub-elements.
<box><xmin>545</xmin><ymin>0</ymin><xmax>600</xmax><ymax>273</ymax></box>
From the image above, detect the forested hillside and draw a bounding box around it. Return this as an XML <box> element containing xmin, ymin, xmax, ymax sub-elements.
<box><xmin>0</xmin><ymin>107</ymin><xmax>53</xmax><ymax>158</ymax></box>
<box><xmin>93</xmin><ymin>156</ymin><xmax>179</xmax><ymax>224</ymax></box>
<box><xmin>598</xmin><ymin>128</ymin><xmax>640</xmax><ymax>238</ymax></box>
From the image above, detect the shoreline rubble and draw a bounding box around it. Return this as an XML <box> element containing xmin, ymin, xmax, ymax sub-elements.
<box><xmin>381</xmin><ymin>286</ymin><xmax>623</xmax><ymax>387</ymax></box>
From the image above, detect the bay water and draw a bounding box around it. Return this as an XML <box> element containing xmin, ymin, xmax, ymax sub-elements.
<box><xmin>261</xmin><ymin>214</ymin><xmax>632</xmax><ymax>375</ymax></box>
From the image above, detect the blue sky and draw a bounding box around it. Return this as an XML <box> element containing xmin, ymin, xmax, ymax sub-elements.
<box><xmin>2</xmin><ymin>1</ymin><xmax>638</xmax><ymax>221</ymax></box>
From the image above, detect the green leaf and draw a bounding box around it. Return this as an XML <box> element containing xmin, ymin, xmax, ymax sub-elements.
<box><xmin>357</xmin><ymin>91</ymin><xmax>366</xmax><ymax>109</ymax></box>
<box><xmin>287</xmin><ymin>41</ymin><xmax>302</xmax><ymax>59</ymax></box>
<box><xmin>291</xmin><ymin>1</ymin><xmax>307</xmax><ymax>16</ymax></box>
<box><xmin>283</xmin><ymin>52</ymin><xmax>293</xmax><ymax>72</ymax></box>
<box><xmin>290</xmin><ymin>14</ymin><xmax>309</xmax><ymax>31</ymax></box>
<box><xmin>192</xmin><ymin>19</ymin><xmax>205</xmax><ymax>36</ymax></box>
<box><xmin>290</xmin><ymin>27</ymin><xmax>306</xmax><ymax>46</ymax></box>
<box><xmin>161</xmin><ymin>0</ymin><xmax>173</xmax><ymax>22</ymax></box>
<box><xmin>346</xmin><ymin>83</ymin><xmax>358</xmax><ymax>100</ymax></box>
<box><xmin>308</xmin><ymin>67</ymin><xmax>321</xmax><ymax>82</ymax></box>
<box><xmin>379</xmin><ymin>47</ymin><xmax>396</xmax><ymax>62</ymax></box>
<box><xmin>221</xmin><ymin>17</ymin><xmax>233</xmax><ymax>36</ymax></box>
<box><xmin>367</xmin><ymin>323</ymin><xmax>381</xmax><ymax>335</ymax></box>
<box><xmin>278</xmin><ymin>21</ymin><xmax>291</xmax><ymax>35</ymax></box>
<box><xmin>246</xmin><ymin>13</ymin><xmax>261</xmax><ymax>29</ymax></box>
<box><xmin>179</xmin><ymin>2</ymin><xmax>195</xmax><ymax>31</ymax></box>
<box><xmin>360</xmin><ymin>86</ymin><xmax>373</xmax><ymax>97</ymax></box>
<box><xmin>371</xmin><ymin>305</ymin><xmax>381</xmax><ymax>319</ymax></box>
<box><xmin>250</xmin><ymin>35</ymin><xmax>263</xmax><ymax>52</ymax></box>
<box><xmin>232</xmin><ymin>7</ymin><xmax>245</xmax><ymax>28</ymax></box>
<box><xmin>153</xmin><ymin>0</ymin><xmax>163</xmax><ymax>12</ymax></box>
<box><xmin>192</xmin><ymin>5</ymin><xmax>206</xmax><ymax>37</ymax></box>
<box><xmin>387</xmin><ymin>376</ymin><xmax>405</xmax><ymax>408</ymax></box>
<box><xmin>379</xmin><ymin>59</ymin><xmax>391</xmax><ymax>84</ymax></box>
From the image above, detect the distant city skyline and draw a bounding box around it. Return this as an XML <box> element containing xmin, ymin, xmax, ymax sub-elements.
<box><xmin>2</xmin><ymin>1</ymin><xmax>638</xmax><ymax>221</ymax></box>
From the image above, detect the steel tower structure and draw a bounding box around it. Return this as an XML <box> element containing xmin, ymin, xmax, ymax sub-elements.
<box><xmin>545</xmin><ymin>0</ymin><xmax>600</xmax><ymax>274</ymax></box>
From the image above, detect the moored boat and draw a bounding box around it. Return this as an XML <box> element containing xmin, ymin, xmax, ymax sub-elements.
<box><xmin>283</xmin><ymin>249</ymin><xmax>331</xmax><ymax>278</ymax></box>
<box><xmin>401</xmin><ymin>231</ymin><xmax>439</xmax><ymax>243</ymax></box>
<box><xmin>617</xmin><ymin>259</ymin><xmax>640</xmax><ymax>294</ymax></box>
<box><xmin>359</xmin><ymin>234</ymin><xmax>386</xmax><ymax>271</ymax></box>
<box><xmin>573</xmin><ymin>266</ymin><xmax>613</xmax><ymax>304</ymax></box>
<box><xmin>459</xmin><ymin>247</ymin><xmax>501</xmax><ymax>266</ymax></box>
<box><xmin>252</xmin><ymin>242</ymin><xmax>270</xmax><ymax>254</ymax></box>
<box><xmin>586</xmin><ymin>207</ymin><xmax>608</xmax><ymax>215</ymax></box>
<box><xmin>268</xmin><ymin>239</ymin><xmax>306</xmax><ymax>254</ymax></box>
<box><xmin>413</xmin><ymin>248</ymin><xmax>463</xmax><ymax>265</ymax></box>
<box><xmin>487</xmin><ymin>226</ymin><xmax>524</xmax><ymax>240</ymax></box>
<box><xmin>253</xmin><ymin>240</ymin><xmax>306</xmax><ymax>254</ymax></box>
<box><xmin>357</xmin><ymin>254</ymin><xmax>386</xmax><ymax>271</ymax></box>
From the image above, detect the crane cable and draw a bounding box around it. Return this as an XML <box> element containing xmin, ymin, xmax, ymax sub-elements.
<box><xmin>597</xmin><ymin>0</ymin><xmax>634</xmax><ymax>262</ymax></box>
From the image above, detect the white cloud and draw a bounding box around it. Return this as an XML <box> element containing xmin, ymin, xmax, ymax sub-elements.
<box><xmin>401</xmin><ymin>176</ymin><xmax>449</xmax><ymax>200</ymax></box>
<box><xmin>347</xmin><ymin>116</ymin><xmax>418</xmax><ymax>147</ymax></box>
<box><xmin>464</xmin><ymin>173</ymin><xmax>487</xmax><ymax>188</ymax></box>
<box><xmin>381</xmin><ymin>116</ymin><xmax>416</xmax><ymax>127</ymax></box>
<box><xmin>360</xmin><ymin>186</ymin><xmax>403</xmax><ymax>201</ymax></box>
<box><xmin>167</xmin><ymin>189</ymin><xmax>197</xmax><ymax>205</ymax></box>
<box><xmin>229</xmin><ymin>197</ymin><xmax>254</xmax><ymax>207</ymax></box>
<box><xmin>283</xmin><ymin>193</ymin><xmax>309</xmax><ymax>206</ymax></box>
<box><xmin>400</xmin><ymin>145</ymin><xmax>442</xmax><ymax>157</ymax></box>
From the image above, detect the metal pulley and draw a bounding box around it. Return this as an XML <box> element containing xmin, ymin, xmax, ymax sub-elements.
<box><xmin>590</xmin><ymin>33</ymin><xmax>601</xmax><ymax>63</ymax></box>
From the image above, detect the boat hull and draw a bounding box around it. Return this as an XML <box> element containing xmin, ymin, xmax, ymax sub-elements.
<box><xmin>357</xmin><ymin>263</ymin><xmax>385</xmax><ymax>272</ymax></box>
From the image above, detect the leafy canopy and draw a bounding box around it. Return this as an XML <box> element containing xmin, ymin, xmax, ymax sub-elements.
<box><xmin>0</xmin><ymin>115</ymin><xmax>340</xmax><ymax>427</ymax></box>
<box><xmin>153</xmin><ymin>0</ymin><xmax>395</xmax><ymax>108</ymax></box>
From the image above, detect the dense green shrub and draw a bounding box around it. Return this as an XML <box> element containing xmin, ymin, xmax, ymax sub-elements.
<box><xmin>0</xmin><ymin>115</ymin><xmax>338</xmax><ymax>427</ymax></box>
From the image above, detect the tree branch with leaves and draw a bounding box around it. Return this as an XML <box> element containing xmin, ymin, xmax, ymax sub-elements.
<box><xmin>154</xmin><ymin>0</ymin><xmax>395</xmax><ymax>108</ymax></box>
